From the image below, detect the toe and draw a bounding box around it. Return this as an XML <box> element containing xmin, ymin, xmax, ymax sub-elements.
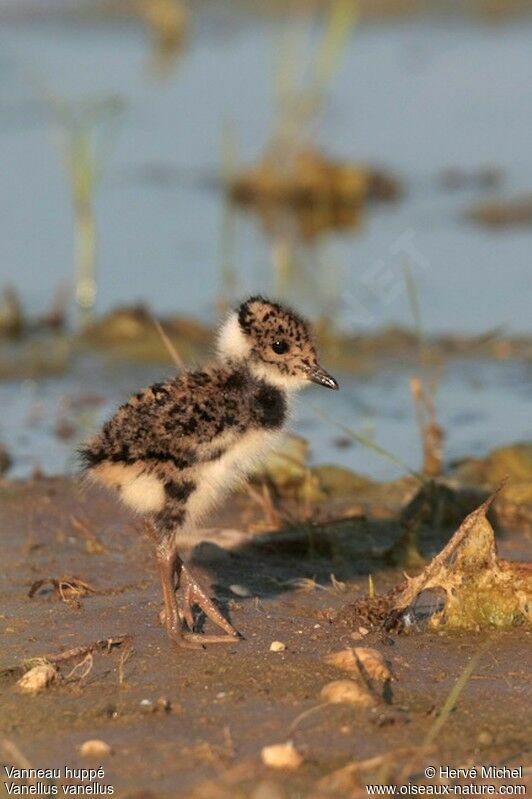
<box><xmin>182</xmin><ymin>631</ymin><xmax>240</xmax><ymax>645</ymax></box>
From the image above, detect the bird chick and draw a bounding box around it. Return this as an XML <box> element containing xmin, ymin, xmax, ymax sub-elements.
<box><xmin>80</xmin><ymin>296</ymin><xmax>338</xmax><ymax>648</ymax></box>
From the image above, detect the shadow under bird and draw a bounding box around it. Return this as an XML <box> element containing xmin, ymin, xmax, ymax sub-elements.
<box><xmin>80</xmin><ymin>296</ymin><xmax>339</xmax><ymax>648</ymax></box>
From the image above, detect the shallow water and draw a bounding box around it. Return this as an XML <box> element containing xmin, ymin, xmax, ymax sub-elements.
<box><xmin>0</xmin><ymin>9</ymin><xmax>532</xmax><ymax>331</ymax></box>
<box><xmin>0</xmin><ymin>7</ymin><xmax>531</xmax><ymax>478</ymax></box>
<box><xmin>0</xmin><ymin>353</ymin><xmax>530</xmax><ymax>480</ymax></box>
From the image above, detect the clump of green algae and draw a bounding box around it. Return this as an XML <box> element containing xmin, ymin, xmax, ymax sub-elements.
<box><xmin>394</xmin><ymin>487</ymin><xmax>531</xmax><ymax>630</ymax></box>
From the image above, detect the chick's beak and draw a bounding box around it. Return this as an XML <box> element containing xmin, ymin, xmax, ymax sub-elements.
<box><xmin>308</xmin><ymin>364</ymin><xmax>339</xmax><ymax>390</ymax></box>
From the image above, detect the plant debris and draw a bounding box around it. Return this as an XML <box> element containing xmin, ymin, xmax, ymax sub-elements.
<box><xmin>80</xmin><ymin>305</ymin><xmax>210</xmax><ymax>362</ymax></box>
<box><xmin>466</xmin><ymin>193</ymin><xmax>532</xmax><ymax>228</ymax></box>
<box><xmin>229</xmin><ymin>149</ymin><xmax>400</xmax><ymax>238</ymax></box>
<box><xmin>28</xmin><ymin>575</ymin><xmax>99</xmax><ymax>608</ymax></box>
<box><xmin>340</xmin><ymin>485</ymin><xmax>531</xmax><ymax>633</ymax></box>
<box><xmin>387</xmin><ymin>480</ymin><xmax>488</xmax><ymax>570</ymax></box>
<box><xmin>38</xmin><ymin>637</ymin><xmax>130</xmax><ymax>669</ymax></box>
<box><xmin>391</xmin><ymin>486</ymin><xmax>531</xmax><ymax>630</ymax></box>
<box><xmin>230</xmin><ymin>149</ymin><xmax>400</xmax><ymax>209</ymax></box>
<box><xmin>0</xmin><ymin>444</ymin><xmax>13</xmax><ymax>475</ymax></box>
<box><xmin>0</xmin><ymin>287</ymin><xmax>24</xmax><ymax>338</ymax></box>
<box><xmin>440</xmin><ymin>165</ymin><xmax>502</xmax><ymax>191</ymax></box>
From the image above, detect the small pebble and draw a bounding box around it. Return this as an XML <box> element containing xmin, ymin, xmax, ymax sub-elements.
<box><xmin>261</xmin><ymin>740</ymin><xmax>303</xmax><ymax>770</ymax></box>
<box><xmin>80</xmin><ymin>739</ymin><xmax>112</xmax><ymax>758</ymax></box>
<box><xmin>270</xmin><ymin>641</ymin><xmax>286</xmax><ymax>652</ymax></box>
<box><xmin>229</xmin><ymin>584</ymin><xmax>251</xmax><ymax>597</ymax></box>
<box><xmin>358</xmin><ymin>626</ymin><xmax>369</xmax><ymax>636</ymax></box>
<box><xmin>155</xmin><ymin>697</ymin><xmax>172</xmax><ymax>712</ymax></box>
<box><xmin>139</xmin><ymin>699</ymin><xmax>153</xmax><ymax>713</ymax></box>
<box><xmin>320</xmin><ymin>679</ymin><xmax>376</xmax><ymax>707</ymax></box>
<box><xmin>17</xmin><ymin>663</ymin><xmax>57</xmax><ymax>695</ymax></box>
<box><xmin>325</xmin><ymin>647</ymin><xmax>392</xmax><ymax>683</ymax></box>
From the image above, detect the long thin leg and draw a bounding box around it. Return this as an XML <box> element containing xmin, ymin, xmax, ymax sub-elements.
<box><xmin>180</xmin><ymin>564</ymin><xmax>240</xmax><ymax>642</ymax></box>
<box><xmin>156</xmin><ymin>539</ymin><xmax>201</xmax><ymax>650</ymax></box>
<box><xmin>153</xmin><ymin>500</ymin><xmax>240</xmax><ymax>646</ymax></box>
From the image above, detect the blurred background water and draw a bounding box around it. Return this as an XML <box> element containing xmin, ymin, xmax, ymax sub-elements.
<box><xmin>0</xmin><ymin>1</ymin><xmax>531</xmax><ymax>479</ymax></box>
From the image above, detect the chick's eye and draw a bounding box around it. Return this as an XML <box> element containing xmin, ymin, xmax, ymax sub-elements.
<box><xmin>272</xmin><ymin>339</ymin><xmax>289</xmax><ymax>355</ymax></box>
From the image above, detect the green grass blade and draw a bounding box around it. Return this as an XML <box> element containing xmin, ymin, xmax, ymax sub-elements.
<box><xmin>313</xmin><ymin>0</ymin><xmax>359</xmax><ymax>94</ymax></box>
<box><xmin>424</xmin><ymin>643</ymin><xmax>489</xmax><ymax>747</ymax></box>
<box><xmin>312</xmin><ymin>405</ymin><xmax>424</xmax><ymax>483</ymax></box>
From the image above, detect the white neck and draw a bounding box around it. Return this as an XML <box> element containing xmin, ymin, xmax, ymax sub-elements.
<box><xmin>217</xmin><ymin>312</ymin><xmax>251</xmax><ymax>361</ymax></box>
<box><xmin>249</xmin><ymin>361</ymin><xmax>308</xmax><ymax>392</ymax></box>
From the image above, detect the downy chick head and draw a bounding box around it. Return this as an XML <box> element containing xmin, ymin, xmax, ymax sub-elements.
<box><xmin>217</xmin><ymin>295</ymin><xmax>339</xmax><ymax>391</ymax></box>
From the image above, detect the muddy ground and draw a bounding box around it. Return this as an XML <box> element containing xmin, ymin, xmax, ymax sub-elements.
<box><xmin>0</xmin><ymin>477</ymin><xmax>530</xmax><ymax>799</ymax></box>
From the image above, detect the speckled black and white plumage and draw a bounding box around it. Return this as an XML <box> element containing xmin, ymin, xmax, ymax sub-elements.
<box><xmin>79</xmin><ymin>296</ymin><xmax>338</xmax><ymax>645</ymax></box>
<box><xmin>80</xmin><ymin>361</ymin><xmax>288</xmax><ymax>534</ymax></box>
<box><xmin>81</xmin><ymin>296</ymin><xmax>337</xmax><ymax>537</ymax></box>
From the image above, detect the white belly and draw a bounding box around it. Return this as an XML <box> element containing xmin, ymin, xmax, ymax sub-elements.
<box><xmin>90</xmin><ymin>461</ymin><xmax>166</xmax><ymax>514</ymax></box>
<box><xmin>185</xmin><ymin>428</ymin><xmax>284</xmax><ymax>526</ymax></box>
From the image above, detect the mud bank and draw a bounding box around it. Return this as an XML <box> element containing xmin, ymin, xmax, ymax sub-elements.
<box><xmin>0</xmin><ymin>477</ymin><xmax>530</xmax><ymax>798</ymax></box>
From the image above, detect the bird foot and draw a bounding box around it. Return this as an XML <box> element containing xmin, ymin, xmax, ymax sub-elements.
<box><xmin>168</xmin><ymin>630</ymin><xmax>204</xmax><ymax>650</ymax></box>
<box><xmin>159</xmin><ymin>614</ymin><xmax>240</xmax><ymax>646</ymax></box>
<box><xmin>183</xmin><ymin>631</ymin><xmax>240</xmax><ymax>645</ymax></box>
<box><xmin>181</xmin><ymin>564</ymin><xmax>240</xmax><ymax>639</ymax></box>
<box><xmin>158</xmin><ymin>567</ymin><xmax>241</xmax><ymax>645</ymax></box>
